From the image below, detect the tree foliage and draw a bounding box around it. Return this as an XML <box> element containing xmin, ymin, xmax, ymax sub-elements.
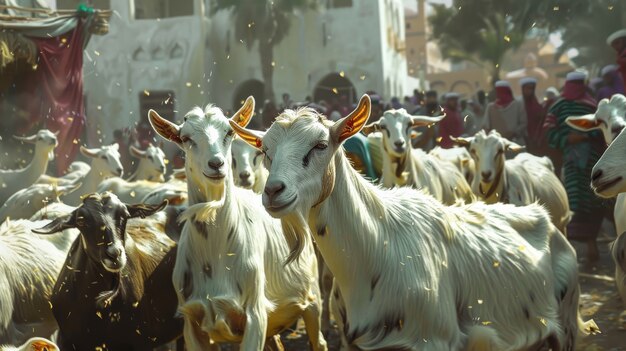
<box><xmin>210</xmin><ymin>0</ymin><xmax>317</xmax><ymax>103</ymax></box>
<box><xmin>428</xmin><ymin>0</ymin><xmax>594</xmax><ymax>81</ymax></box>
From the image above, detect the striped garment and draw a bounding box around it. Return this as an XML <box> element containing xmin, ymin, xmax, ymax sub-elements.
<box><xmin>546</xmin><ymin>99</ymin><xmax>605</xmax><ymax>215</ymax></box>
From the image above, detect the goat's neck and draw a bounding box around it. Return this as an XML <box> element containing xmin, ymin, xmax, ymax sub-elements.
<box><xmin>21</xmin><ymin>145</ymin><xmax>51</xmax><ymax>184</ymax></box>
<box><xmin>186</xmin><ymin>169</ymin><xmax>231</xmax><ymax>206</ymax></box>
<box><xmin>473</xmin><ymin>162</ymin><xmax>506</xmax><ymax>204</ymax></box>
<box><xmin>380</xmin><ymin>144</ymin><xmax>422</xmax><ymax>187</ymax></box>
<box><xmin>82</xmin><ymin>167</ymin><xmax>108</xmax><ymax>195</ymax></box>
<box><xmin>310</xmin><ymin>151</ymin><xmax>384</xmax><ymax>293</ymax></box>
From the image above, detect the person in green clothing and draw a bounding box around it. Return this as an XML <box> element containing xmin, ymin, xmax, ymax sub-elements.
<box><xmin>545</xmin><ymin>71</ymin><xmax>607</xmax><ymax>261</ymax></box>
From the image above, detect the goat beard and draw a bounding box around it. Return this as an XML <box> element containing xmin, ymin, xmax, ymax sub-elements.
<box><xmin>95</xmin><ymin>272</ymin><xmax>126</xmax><ymax>308</ymax></box>
<box><xmin>281</xmin><ymin>212</ymin><xmax>310</xmax><ymax>265</ymax></box>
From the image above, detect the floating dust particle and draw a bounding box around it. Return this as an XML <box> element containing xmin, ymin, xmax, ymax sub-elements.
<box><xmin>227</xmin><ymin>253</ymin><xmax>235</xmax><ymax>256</ymax></box>
<box><xmin>67</xmin><ymin>117</ymin><xmax>73</xmax><ymax>122</ymax></box>
<box><xmin>136</xmin><ymin>329</ymin><xmax>141</xmax><ymax>335</ymax></box>
<box><xmin>97</xmin><ymin>105</ymin><xmax>102</xmax><ymax>110</ymax></box>
<box><xmin>164</xmin><ymin>159</ymin><xmax>169</xmax><ymax>165</ymax></box>
<box><xmin>144</xmin><ymin>90</ymin><xmax>150</xmax><ymax>96</ymax></box>
<box><xmin>478</xmin><ymin>299</ymin><xmax>483</xmax><ymax>304</ymax></box>
<box><xmin>553</xmin><ymin>6</ymin><xmax>559</xmax><ymax>10</ymax></box>
<box><xmin>493</xmin><ymin>260</ymin><xmax>500</xmax><ymax>267</ymax></box>
<box><xmin>271</xmin><ymin>61</ymin><xmax>276</xmax><ymax>67</ymax></box>
<box><xmin>94</xmin><ymin>50</ymin><xmax>100</xmax><ymax>56</ymax></box>
<box><xmin>339</xmin><ymin>71</ymin><xmax>345</xmax><ymax>77</ymax></box>
<box><xmin>130</xmin><ymin>191</ymin><xmax>136</xmax><ymax>198</ymax></box>
<box><xmin>96</xmin><ymin>311</ymin><xmax>102</xmax><ymax>319</ymax></box>
<box><xmin>133</xmin><ymin>301</ymin><xmax>139</xmax><ymax>308</ymax></box>
<box><xmin>48</xmin><ymin>301</ymin><xmax>53</xmax><ymax>309</ymax></box>
<box><xmin>360</xmin><ymin>75</ymin><xmax>366</xmax><ymax>80</ymax></box>
<box><xmin>518</xmin><ymin>245</ymin><xmax>525</xmax><ymax>251</ymax></box>
<box><xmin>539</xmin><ymin>317</ymin><xmax>547</xmax><ymax>326</ymax></box>
<box><xmin>248</xmin><ymin>22</ymin><xmax>254</xmax><ymax>28</ymax></box>
<box><xmin>482</xmin><ymin>321</ymin><xmax>492</xmax><ymax>325</ymax></box>
<box><xmin>436</xmin><ymin>137</ymin><xmax>443</xmax><ymax>142</ymax></box>
<box><xmin>185</xmin><ymin>82</ymin><xmax>192</xmax><ymax>87</ymax></box>
<box><xmin>504</xmin><ymin>35</ymin><xmax>511</xmax><ymax>42</ymax></box>
<box><xmin>332</xmin><ymin>88</ymin><xmax>338</xmax><ymax>94</ymax></box>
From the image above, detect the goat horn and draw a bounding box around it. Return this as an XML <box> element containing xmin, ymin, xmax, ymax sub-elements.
<box><xmin>13</xmin><ymin>134</ymin><xmax>37</xmax><ymax>143</ymax></box>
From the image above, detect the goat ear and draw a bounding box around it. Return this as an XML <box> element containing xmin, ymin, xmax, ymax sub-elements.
<box><xmin>231</xmin><ymin>96</ymin><xmax>255</xmax><ymax>127</ymax></box>
<box><xmin>410</xmin><ymin>130</ymin><xmax>422</xmax><ymax>139</ymax></box>
<box><xmin>565</xmin><ymin>115</ymin><xmax>601</xmax><ymax>132</ymax></box>
<box><xmin>129</xmin><ymin>145</ymin><xmax>145</xmax><ymax>158</ymax></box>
<box><xmin>80</xmin><ymin>146</ymin><xmax>100</xmax><ymax>158</ymax></box>
<box><xmin>127</xmin><ymin>200</ymin><xmax>168</xmax><ymax>219</ymax></box>
<box><xmin>228</xmin><ymin>121</ymin><xmax>265</xmax><ymax>149</ymax></box>
<box><xmin>32</xmin><ymin>214</ymin><xmax>75</xmax><ymax>234</ymax></box>
<box><xmin>361</xmin><ymin>121</ymin><xmax>380</xmax><ymax>136</ymax></box>
<box><xmin>506</xmin><ymin>141</ymin><xmax>525</xmax><ymax>153</ymax></box>
<box><xmin>148</xmin><ymin>109</ymin><xmax>183</xmax><ymax>145</ymax></box>
<box><xmin>13</xmin><ymin>134</ymin><xmax>37</xmax><ymax>144</ymax></box>
<box><xmin>410</xmin><ymin>110</ymin><xmax>446</xmax><ymax>127</ymax></box>
<box><xmin>331</xmin><ymin>94</ymin><xmax>371</xmax><ymax>144</ymax></box>
<box><xmin>451</xmin><ymin>136</ymin><xmax>473</xmax><ymax>147</ymax></box>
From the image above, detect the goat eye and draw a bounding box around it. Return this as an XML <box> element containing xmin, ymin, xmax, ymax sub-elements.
<box><xmin>181</xmin><ymin>136</ymin><xmax>191</xmax><ymax>143</ymax></box>
<box><xmin>100</xmin><ymin>155</ymin><xmax>107</xmax><ymax>160</ymax></box>
<box><xmin>315</xmin><ymin>142</ymin><xmax>328</xmax><ymax>150</ymax></box>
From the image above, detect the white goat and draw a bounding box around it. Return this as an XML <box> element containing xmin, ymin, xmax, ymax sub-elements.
<box><xmin>149</xmin><ymin>97</ymin><xmax>327</xmax><ymax>351</ymax></box>
<box><xmin>0</xmin><ymin>130</ymin><xmax>58</xmax><ymax>205</ymax></box>
<box><xmin>589</xmin><ymin>127</ymin><xmax>626</xmax><ymax>306</ymax></box>
<box><xmin>429</xmin><ymin>146</ymin><xmax>475</xmax><ymax>184</ymax></box>
<box><xmin>231</xmin><ymin>137</ymin><xmax>268</xmax><ymax>193</ymax></box>
<box><xmin>62</xmin><ymin>144</ymin><xmax>123</xmax><ymax>206</ymax></box>
<box><xmin>0</xmin><ymin>219</ymin><xmax>68</xmax><ymax>346</ymax></box>
<box><xmin>566</xmin><ymin>93</ymin><xmax>626</xmax><ymax>236</ymax></box>
<box><xmin>0</xmin><ymin>337</ymin><xmax>58</xmax><ymax>351</ymax></box>
<box><xmin>230</xmin><ymin>95</ymin><xmax>596</xmax><ymax>351</ymax></box>
<box><xmin>361</xmin><ymin>109</ymin><xmax>474</xmax><ymax>205</ymax></box>
<box><xmin>0</xmin><ymin>182</ymin><xmax>81</xmax><ymax>223</ymax></box>
<box><xmin>453</xmin><ymin>130</ymin><xmax>571</xmax><ymax>234</ymax></box>
<box><xmin>127</xmin><ymin>143</ymin><xmax>167</xmax><ymax>182</ymax></box>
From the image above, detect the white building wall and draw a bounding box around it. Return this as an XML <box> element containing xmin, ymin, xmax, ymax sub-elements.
<box><xmin>83</xmin><ymin>0</ymin><xmax>408</xmax><ymax>146</ymax></box>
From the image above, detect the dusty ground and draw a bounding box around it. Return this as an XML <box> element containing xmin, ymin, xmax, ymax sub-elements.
<box><xmin>272</xmin><ymin>226</ymin><xmax>626</xmax><ymax>351</ymax></box>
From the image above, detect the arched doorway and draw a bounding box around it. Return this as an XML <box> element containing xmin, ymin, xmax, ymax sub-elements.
<box><xmin>232</xmin><ymin>79</ymin><xmax>265</xmax><ymax>112</ymax></box>
<box><xmin>313</xmin><ymin>73</ymin><xmax>357</xmax><ymax>105</ymax></box>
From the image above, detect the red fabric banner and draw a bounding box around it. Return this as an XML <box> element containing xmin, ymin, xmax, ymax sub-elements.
<box><xmin>29</xmin><ymin>23</ymin><xmax>85</xmax><ymax>175</ymax></box>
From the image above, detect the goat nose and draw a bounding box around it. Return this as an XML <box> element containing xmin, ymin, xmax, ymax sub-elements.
<box><xmin>394</xmin><ymin>140</ymin><xmax>405</xmax><ymax>148</ymax></box>
<box><xmin>240</xmin><ymin>171</ymin><xmax>251</xmax><ymax>179</ymax></box>
<box><xmin>591</xmin><ymin>169</ymin><xmax>603</xmax><ymax>181</ymax></box>
<box><xmin>481</xmin><ymin>171</ymin><xmax>492</xmax><ymax>180</ymax></box>
<box><xmin>264</xmin><ymin>180</ymin><xmax>286</xmax><ymax>199</ymax></box>
<box><xmin>208</xmin><ymin>157</ymin><xmax>224</xmax><ymax>170</ymax></box>
<box><xmin>105</xmin><ymin>246</ymin><xmax>121</xmax><ymax>259</ymax></box>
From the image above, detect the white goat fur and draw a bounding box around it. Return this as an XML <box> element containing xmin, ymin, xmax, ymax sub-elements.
<box><xmin>429</xmin><ymin>146</ymin><xmax>475</xmax><ymax>184</ymax></box>
<box><xmin>230</xmin><ymin>98</ymin><xmax>594</xmax><ymax>350</ymax></box>
<box><xmin>97</xmin><ymin>144</ymin><xmax>170</xmax><ymax>203</ymax></box>
<box><xmin>62</xmin><ymin>144</ymin><xmax>123</xmax><ymax>206</ymax></box>
<box><xmin>148</xmin><ymin>99</ymin><xmax>327</xmax><ymax>351</ymax></box>
<box><xmin>589</xmin><ymin>127</ymin><xmax>626</xmax><ymax>307</ymax></box>
<box><xmin>0</xmin><ymin>130</ymin><xmax>57</xmax><ymax>205</ymax></box>
<box><xmin>0</xmin><ymin>183</ymin><xmax>80</xmax><ymax>223</ymax></box>
<box><xmin>0</xmin><ymin>337</ymin><xmax>58</xmax><ymax>351</ymax></box>
<box><xmin>0</xmin><ymin>219</ymin><xmax>68</xmax><ymax>345</ymax></box>
<box><xmin>36</xmin><ymin>161</ymin><xmax>91</xmax><ymax>186</ymax></box>
<box><xmin>455</xmin><ymin>130</ymin><xmax>571</xmax><ymax>234</ymax></box>
<box><xmin>362</xmin><ymin>109</ymin><xmax>474</xmax><ymax>205</ymax></box>
<box><xmin>231</xmin><ymin>137</ymin><xmax>268</xmax><ymax>194</ymax></box>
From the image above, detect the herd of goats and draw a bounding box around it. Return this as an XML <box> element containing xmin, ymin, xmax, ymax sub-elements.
<box><xmin>1</xmin><ymin>92</ymin><xmax>626</xmax><ymax>351</ymax></box>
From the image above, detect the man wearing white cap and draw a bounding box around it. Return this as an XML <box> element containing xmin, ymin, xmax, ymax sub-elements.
<box><xmin>545</xmin><ymin>71</ymin><xmax>606</xmax><ymax>261</ymax></box>
<box><xmin>484</xmin><ymin>80</ymin><xmax>527</xmax><ymax>145</ymax></box>
<box><xmin>607</xmin><ymin>29</ymin><xmax>626</xmax><ymax>90</ymax></box>
<box><xmin>596</xmin><ymin>64</ymin><xmax>624</xmax><ymax>100</ymax></box>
